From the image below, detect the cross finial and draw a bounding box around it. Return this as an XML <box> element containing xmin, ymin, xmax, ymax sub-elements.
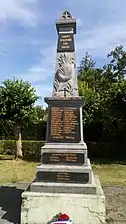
<box><xmin>61</xmin><ymin>11</ymin><xmax>72</xmax><ymax>20</ymax></box>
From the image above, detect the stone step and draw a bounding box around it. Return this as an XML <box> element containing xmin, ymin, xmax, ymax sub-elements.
<box><xmin>36</xmin><ymin>159</ymin><xmax>93</xmax><ymax>184</ymax></box>
<box><xmin>30</xmin><ymin>176</ymin><xmax>96</xmax><ymax>194</ymax></box>
<box><xmin>42</xmin><ymin>142</ymin><xmax>87</xmax><ymax>150</ymax></box>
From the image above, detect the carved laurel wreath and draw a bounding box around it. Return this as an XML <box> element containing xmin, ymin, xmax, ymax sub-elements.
<box><xmin>56</xmin><ymin>53</ymin><xmax>74</xmax><ymax>83</ymax></box>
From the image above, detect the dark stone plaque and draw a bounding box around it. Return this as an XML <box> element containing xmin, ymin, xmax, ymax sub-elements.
<box><xmin>36</xmin><ymin>171</ymin><xmax>89</xmax><ymax>184</ymax></box>
<box><xmin>42</xmin><ymin>153</ymin><xmax>84</xmax><ymax>165</ymax></box>
<box><xmin>57</xmin><ymin>33</ymin><xmax>74</xmax><ymax>52</ymax></box>
<box><xmin>47</xmin><ymin>106</ymin><xmax>81</xmax><ymax>143</ymax></box>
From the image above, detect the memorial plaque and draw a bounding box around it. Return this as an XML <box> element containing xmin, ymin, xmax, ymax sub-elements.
<box><xmin>36</xmin><ymin>171</ymin><xmax>89</xmax><ymax>184</ymax></box>
<box><xmin>42</xmin><ymin>153</ymin><xmax>84</xmax><ymax>165</ymax></box>
<box><xmin>57</xmin><ymin>34</ymin><xmax>74</xmax><ymax>52</ymax></box>
<box><xmin>47</xmin><ymin>106</ymin><xmax>81</xmax><ymax>143</ymax></box>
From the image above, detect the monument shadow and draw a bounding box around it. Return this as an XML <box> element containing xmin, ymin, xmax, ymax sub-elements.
<box><xmin>0</xmin><ymin>185</ymin><xmax>24</xmax><ymax>224</ymax></box>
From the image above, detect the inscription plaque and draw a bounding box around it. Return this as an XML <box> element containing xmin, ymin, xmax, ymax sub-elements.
<box><xmin>42</xmin><ymin>153</ymin><xmax>84</xmax><ymax>165</ymax></box>
<box><xmin>47</xmin><ymin>106</ymin><xmax>81</xmax><ymax>143</ymax></box>
<box><xmin>37</xmin><ymin>171</ymin><xmax>89</xmax><ymax>184</ymax></box>
<box><xmin>57</xmin><ymin>34</ymin><xmax>74</xmax><ymax>52</ymax></box>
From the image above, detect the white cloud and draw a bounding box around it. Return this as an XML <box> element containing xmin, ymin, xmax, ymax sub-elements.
<box><xmin>0</xmin><ymin>0</ymin><xmax>39</xmax><ymax>26</ymax></box>
<box><xmin>2</xmin><ymin>0</ymin><xmax>126</xmax><ymax>106</ymax></box>
<box><xmin>14</xmin><ymin>44</ymin><xmax>56</xmax><ymax>104</ymax></box>
<box><xmin>25</xmin><ymin>45</ymin><xmax>56</xmax><ymax>84</ymax></box>
<box><xmin>29</xmin><ymin>67</ymin><xmax>49</xmax><ymax>74</ymax></box>
<box><xmin>76</xmin><ymin>21</ymin><xmax>126</xmax><ymax>64</ymax></box>
<box><xmin>22</xmin><ymin>66</ymin><xmax>52</xmax><ymax>84</ymax></box>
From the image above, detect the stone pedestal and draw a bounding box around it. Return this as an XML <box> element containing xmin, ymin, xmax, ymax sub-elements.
<box><xmin>21</xmin><ymin>176</ymin><xmax>106</xmax><ymax>224</ymax></box>
<box><xmin>30</xmin><ymin>97</ymin><xmax>95</xmax><ymax>190</ymax></box>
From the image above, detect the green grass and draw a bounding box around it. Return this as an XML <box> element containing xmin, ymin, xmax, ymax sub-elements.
<box><xmin>92</xmin><ymin>162</ymin><xmax>126</xmax><ymax>186</ymax></box>
<box><xmin>0</xmin><ymin>156</ymin><xmax>126</xmax><ymax>186</ymax></box>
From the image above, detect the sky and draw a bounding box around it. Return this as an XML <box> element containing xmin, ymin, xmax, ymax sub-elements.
<box><xmin>0</xmin><ymin>0</ymin><xmax>126</xmax><ymax>107</ymax></box>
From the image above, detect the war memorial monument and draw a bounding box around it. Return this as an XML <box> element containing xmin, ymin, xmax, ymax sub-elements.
<box><xmin>21</xmin><ymin>11</ymin><xmax>106</xmax><ymax>224</ymax></box>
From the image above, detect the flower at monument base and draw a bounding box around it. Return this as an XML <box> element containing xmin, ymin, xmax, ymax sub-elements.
<box><xmin>59</xmin><ymin>213</ymin><xmax>70</xmax><ymax>221</ymax></box>
<box><xmin>47</xmin><ymin>213</ymin><xmax>72</xmax><ymax>224</ymax></box>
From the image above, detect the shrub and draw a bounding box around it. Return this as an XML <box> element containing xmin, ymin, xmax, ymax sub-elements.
<box><xmin>0</xmin><ymin>140</ymin><xmax>45</xmax><ymax>157</ymax></box>
<box><xmin>0</xmin><ymin>140</ymin><xmax>15</xmax><ymax>155</ymax></box>
<box><xmin>22</xmin><ymin>140</ymin><xmax>45</xmax><ymax>157</ymax></box>
<box><xmin>0</xmin><ymin>140</ymin><xmax>121</xmax><ymax>159</ymax></box>
<box><xmin>87</xmin><ymin>142</ymin><xmax>116</xmax><ymax>158</ymax></box>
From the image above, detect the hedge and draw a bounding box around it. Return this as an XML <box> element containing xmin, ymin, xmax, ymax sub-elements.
<box><xmin>0</xmin><ymin>140</ymin><xmax>45</xmax><ymax>157</ymax></box>
<box><xmin>87</xmin><ymin>142</ymin><xmax>115</xmax><ymax>158</ymax></box>
<box><xmin>0</xmin><ymin>140</ymin><xmax>122</xmax><ymax>158</ymax></box>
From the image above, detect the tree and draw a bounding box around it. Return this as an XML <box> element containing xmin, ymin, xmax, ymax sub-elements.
<box><xmin>32</xmin><ymin>105</ymin><xmax>46</xmax><ymax>124</ymax></box>
<box><xmin>78</xmin><ymin>45</ymin><xmax>126</xmax><ymax>146</ymax></box>
<box><xmin>78</xmin><ymin>52</ymin><xmax>103</xmax><ymax>92</ymax></box>
<box><xmin>22</xmin><ymin>105</ymin><xmax>47</xmax><ymax>140</ymax></box>
<box><xmin>78</xmin><ymin>80</ymin><xmax>100</xmax><ymax>124</ymax></box>
<box><xmin>78</xmin><ymin>52</ymin><xmax>102</xmax><ymax>124</ymax></box>
<box><xmin>78</xmin><ymin>52</ymin><xmax>95</xmax><ymax>74</ymax></box>
<box><xmin>0</xmin><ymin>78</ymin><xmax>39</xmax><ymax>158</ymax></box>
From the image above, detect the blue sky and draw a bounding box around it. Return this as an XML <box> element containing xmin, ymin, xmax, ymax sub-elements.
<box><xmin>0</xmin><ymin>0</ymin><xmax>126</xmax><ymax>107</ymax></box>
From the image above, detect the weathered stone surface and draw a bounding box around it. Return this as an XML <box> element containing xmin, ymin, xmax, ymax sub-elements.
<box><xmin>30</xmin><ymin>180</ymin><xmax>96</xmax><ymax>194</ymax></box>
<box><xmin>41</xmin><ymin>142</ymin><xmax>87</xmax><ymax>150</ymax></box>
<box><xmin>20</xmin><ymin>176</ymin><xmax>106</xmax><ymax>224</ymax></box>
<box><xmin>1</xmin><ymin>184</ymin><xmax>125</xmax><ymax>224</ymax></box>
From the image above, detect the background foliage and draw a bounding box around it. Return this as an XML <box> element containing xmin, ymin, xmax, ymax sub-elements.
<box><xmin>0</xmin><ymin>45</ymin><xmax>126</xmax><ymax>158</ymax></box>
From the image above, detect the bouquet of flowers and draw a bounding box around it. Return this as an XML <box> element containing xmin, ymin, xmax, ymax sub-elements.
<box><xmin>47</xmin><ymin>213</ymin><xmax>72</xmax><ymax>224</ymax></box>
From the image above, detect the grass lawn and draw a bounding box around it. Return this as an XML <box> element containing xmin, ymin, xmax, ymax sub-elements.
<box><xmin>0</xmin><ymin>156</ymin><xmax>126</xmax><ymax>186</ymax></box>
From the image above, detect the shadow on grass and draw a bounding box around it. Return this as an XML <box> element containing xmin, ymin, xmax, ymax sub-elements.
<box><xmin>0</xmin><ymin>155</ymin><xmax>40</xmax><ymax>162</ymax></box>
<box><xmin>0</xmin><ymin>185</ymin><xmax>24</xmax><ymax>224</ymax></box>
<box><xmin>90</xmin><ymin>157</ymin><xmax>126</xmax><ymax>165</ymax></box>
<box><xmin>23</xmin><ymin>156</ymin><xmax>40</xmax><ymax>162</ymax></box>
<box><xmin>0</xmin><ymin>155</ymin><xmax>14</xmax><ymax>160</ymax></box>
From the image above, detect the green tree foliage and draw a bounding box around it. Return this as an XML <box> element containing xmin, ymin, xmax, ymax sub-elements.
<box><xmin>31</xmin><ymin>105</ymin><xmax>46</xmax><ymax>124</ymax></box>
<box><xmin>78</xmin><ymin>45</ymin><xmax>126</xmax><ymax>148</ymax></box>
<box><xmin>78</xmin><ymin>52</ymin><xmax>102</xmax><ymax>124</ymax></box>
<box><xmin>0</xmin><ymin>78</ymin><xmax>39</xmax><ymax>158</ymax></box>
<box><xmin>22</xmin><ymin>105</ymin><xmax>47</xmax><ymax>140</ymax></box>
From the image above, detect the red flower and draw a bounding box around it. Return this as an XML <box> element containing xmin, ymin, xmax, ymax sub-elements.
<box><xmin>59</xmin><ymin>213</ymin><xmax>70</xmax><ymax>221</ymax></box>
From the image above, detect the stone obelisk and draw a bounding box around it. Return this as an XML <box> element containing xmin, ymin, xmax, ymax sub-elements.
<box><xmin>31</xmin><ymin>11</ymin><xmax>95</xmax><ymax>188</ymax></box>
<box><xmin>52</xmin><ymin>11</ymin><xmax>78</xmax><ymax>98</ymax></box>
<box><xmin>21</xmin><ymin>11</ymin><xmax>106</xmax><ymax>224</ymax></box>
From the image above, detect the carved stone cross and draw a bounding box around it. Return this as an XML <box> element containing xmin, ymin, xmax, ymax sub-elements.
<box><xmin>64</xmin><ymin>88</ymin><xmax>67</xmax><ymax>97</ymax></box>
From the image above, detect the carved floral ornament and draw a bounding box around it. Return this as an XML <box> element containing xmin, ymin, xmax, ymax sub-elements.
<box><xmin>53</xmin><ymin>53</ymin><xmax>77</xmax><ymax>96</ymax></box>
<box><xmin>56</xmin><ymin>53</ymin><xmax>74</xmax><ymax>83</ymax></box>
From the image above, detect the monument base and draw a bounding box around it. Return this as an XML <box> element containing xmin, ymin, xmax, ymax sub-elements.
<box><xmin>34</xmin><ymin>159</ymin><xmax>94</xmax><ymax>185</ymax></box>
<box><xmin>20</xmin><ymin>176</ymin><xmax>106</xmax><ymax>224</ymax></box>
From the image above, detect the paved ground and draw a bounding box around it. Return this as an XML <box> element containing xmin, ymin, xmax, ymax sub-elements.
<box><xmin>0</xmin><ymin>184</ymin><xmax>126</xmax><ymax>224</ymax></box>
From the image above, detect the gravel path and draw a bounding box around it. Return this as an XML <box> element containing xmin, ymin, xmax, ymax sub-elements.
<box><xmin>0</xmin><ymin>184</ymin><xmax>126</xmax><ymax>224</ymax></box>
